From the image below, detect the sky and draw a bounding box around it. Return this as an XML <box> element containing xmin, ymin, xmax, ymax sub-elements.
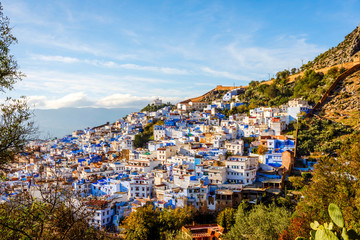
<box><xmin>2</xmin><ymin>0</ymin><xmax>360</xmax><ymax>109</ymax></box>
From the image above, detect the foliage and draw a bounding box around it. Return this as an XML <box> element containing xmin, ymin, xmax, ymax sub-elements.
<box><xmin>289</xmin><ymin>176</ymin><xmax>305</xmax><ymax>190</ymax></box>
<box><xmin>279</xmin><ymin>217</ymin><xmax>311</xmax><ymax>240</ymax></box>
<box><xmin>121</xmin><ymin>205</ymin><xmax>195</xmax><ymax>240</ymax></box>
<box><xmin>217</xmin><ymin>208</ymin><xmax>236</xmax><ymax>232</ymax></box>
<box><xmin>134</xmin><ymin>120</ymin><xmax>162</xmax><ymax>148</ymax></box>
<box><xmin>296</xmin><ymin>118</ymin><xmax>353</xmax><ymax>156</ymax></box>
<box><xmin>140</xmin><ymin>103</ymin><xmax>173</xmax><ymax>112</ymax></box>
<box><xmin>164</xmin><ymin>230</ymin><xmax>193</xmax><ymax>240</ymax></box>
<box><xmin>221</xmin><ymin>104</ymin><xmax>249</xmax><ymax>117</ymax></box>
<box><xmin>0</xmin><ymin>180</ymin><xmax>108</xmax><ymax>239</ymax></box>
<box><xmin>158</xmin><ymin>207</ymin><xmax>195</xmax><ymax>239</ymax></box>
<box><xmin>237</xmin><ymin>64</ymin><xmax>345</xmax><ymax>109</ymax></box>
<box><xmin>295</xmin><ymin>204</ymin><xmax>360</xmax><ymax>240</ymax></box>
<box><xmin>251</xmin><ymin>146</ymin><xmax>258</xmax><ymax>154</ymax></box>
<box><xmin>289</xmin><ymin>133</ymin><xmax>360</xmax><ymax>238</ymax></box>
<box><xmin>0</xmin><ymin>98</ymin><xmax>36</xmax><ymax>166</ymax></box>
<box><xmin>0</xmin><ymin>3</ymin><xmax>34</xmax><ymax>167</ymax></box>
<box><xmin>0</xmin><ymin>4</ymin><xmax>24</xmax><ymax>91</ymax></box>
<box><xmin>224</xmin><ymin>203</ymin><xmax>291</xmax><ymax>240</ymax></box>
<box><xmin>213</xmin><ymin>160</ymin><xmax>225</xmax><ymax>166</ymax></box>
<box><xmin>256</xmin><ymin>145</ymin><xmax>268</xmax><ymax>155</ymax></box>
<box><xmin>121</xmin><ymin>204</ymin><xmax>160</xmax><ymax>240</ymax></box>
<box><xmin>293</xmin><ymin>70</ymin><xmax>325</xmax><ymax>104</ymax></box>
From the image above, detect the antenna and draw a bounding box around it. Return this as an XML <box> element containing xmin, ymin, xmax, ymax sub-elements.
<box><xmin>301</xmin><ymin>59</ymin><xmax>304</xmax><ymax>66</ymax></box>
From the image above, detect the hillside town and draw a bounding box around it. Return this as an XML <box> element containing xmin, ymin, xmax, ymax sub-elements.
<box><xmin>1</xmin><ymin>88</ymin><xmax>313</xmax><ymax>232</ymax></box>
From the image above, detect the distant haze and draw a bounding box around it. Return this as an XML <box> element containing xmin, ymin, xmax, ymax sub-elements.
<box><xmin>33</xmin><ymin>108</ymin><xmax>138</xmax><ymax>139</ymax></box>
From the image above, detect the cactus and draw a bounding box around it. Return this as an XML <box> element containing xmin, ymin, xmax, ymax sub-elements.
<box><xmin>314</xmin><ymin>226</ymin><xmax>338</xmax><ymax>240</ymax></box>
<box><xmin>296</xmin><ymin>203</ymin><xmax>360</xmax><ymax>240</ymax></box>
<box><xmin>328</xmin><ymin>203</ymin><xmax>345</xmax><ymax>228</ymax></box>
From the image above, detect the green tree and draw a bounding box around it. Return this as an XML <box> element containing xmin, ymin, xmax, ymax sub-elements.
<box><xmin>140</xmin><ymin>103</ymin><xmax>174</xmax><ymax>112</ymax></box>
<box><xmin>217</xmin><ymin>208</ymin><xmax>236</xmax><ymax>232</ymax></box>
<box><xmin>288</xmin><ymin>176</ymin><xmax>305</xmax><ymax>190</ymax></box>
<box><xmin>121</xmin><ymin>204</ymin><xmax>160</xmax><ymax>240</ymax></box>
<box><xmin>256</xmin><ymin>145</ymin><xmax>268</xmax><ymax>155</ymax></box>
<box><xmin>158</xmin><ymin>207</ymin><xmax>194</xmax><ymax>239</ymax></box>
<box><xmin>264</xmin><ymin>84</ymin><xmax>279</xmax><ymax>99</ymax></box>
<box><xmin>121</xmin><ymin>205</ymin><xmax>194</xmax><ymax>240</ymax></box>
<box><xmin>0</xmin><ymin>181</ymin><xmax>108</xmax><ymax>239</ymax></box>
<box><xmin>293</xmin><ymin>70</ymin><xmax>325</xmax><ymax>104</ymax></box>
<box><xmin>0</xmin><ymin>3</ymin><xmax>35</xmax><ymax>167</ymax></box>
<box><xmin>289</xmin><ymin>133</ymin><xmax>360</xmax><ymax>238</ymax></box>
<box><xmin>296</xmin><ymin>118</ymin><xmax>352</xmax><ymax>156</ymax></box>
<box><xmin>295</xmin><ymin>204</ymin><xmax>360</xmax><ymax>240</ymax></box>
<box><xmin>225</xmin><ymin>203</ymin><xmax>291</xmax><ymax>240</ymax></box>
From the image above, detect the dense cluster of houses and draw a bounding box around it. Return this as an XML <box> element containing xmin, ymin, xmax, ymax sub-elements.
<box><xmin>1</xmin><ymin>93</ymin><xmax>312</xmax><ymax>230</ymax></box>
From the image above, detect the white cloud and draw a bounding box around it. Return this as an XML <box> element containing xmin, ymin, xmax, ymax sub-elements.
<box><xmin>28</xmin><ymin>92</ymin><xmax>92</xmax><ymax>108</ymax></box>
<box><xmin>32</xmin><ymin>55</ymin><xmax>80</xmax><ymax>63</ymax></box>
<box><xmin>86</xmin><ymin>60</ymin><xmax>189</xmax><ymax>75</ymax></box>
<box><xmin>18</xmin><ymin>69</ymin><xmax>172</xmax><ymax>96</ymax></box>
<box><xmin>118</xmin><ymin>64</ymin><xmax>188</xmax><ymax>75</ymax></box>
<box><xmin>22</xmin><ymin>70</ymin><xmax>127</xmax><ymax>94</ymax></box>
<box><xmin>27</xmin><ymin>93</ymin><xmax>184</xmax><ymax>109</ymax></box>
<box><xmin>225</xmin><ymin>35</ymin><xmax>324</xmax><ymax>73</ymax></box>
<box><xmin>201</xmin><ymin>66</ymin><xmax>252</xmax><ymax>81</ymax></box>
<box><xmin>31</xmin><ymin>55</ymin><xmax>188</xmax><ymax>75</ymax></box>
<box><xmin>97</xmin><ymin>94</ymin><xmax>182</xmax><ymax>108</ymax></box>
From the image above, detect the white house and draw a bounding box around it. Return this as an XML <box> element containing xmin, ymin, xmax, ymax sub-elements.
<box><xmin>225</xmin><ymin>156</ymin><xmax>258</xmax><ymax>185</ymax></box>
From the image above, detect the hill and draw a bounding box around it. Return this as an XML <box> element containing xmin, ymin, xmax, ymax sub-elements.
<box><xmin>179</xmin><ymin>26</ymin><xmax>360</xmax><ymax>117</ymax></box>
<box><xmin>302</xmin><ymin>24</ymin><xmax>360</xmax><ymax>70</ymax></box>
<box><xmin>318</xmin><ymin>69</ymin><xmax>360</xmax><ymax>130</ymax></box>
<box><xmin>179</xmin><ymin>85</ymin><xmax>246</xmax><ymax>104</ymax></box>
<box><xmin>34</xmin><ymin>107</ymin><xmax>137</xmax><ymax>139</ymax></box>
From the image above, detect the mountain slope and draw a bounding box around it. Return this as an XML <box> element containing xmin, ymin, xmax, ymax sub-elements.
<box><xmin>303</xmin><ymin>24</ymin><xmax>360</xmax><ymax>70</ymax></box>
<box><xmin>320</xmin><ymin>70</ymin><xmax>360</xmax><ymax>130</ymax></box>
<box><xmin>34</xmin><ymin>107</ymin><xmax>138</xmax><ymax>139</ymax></box>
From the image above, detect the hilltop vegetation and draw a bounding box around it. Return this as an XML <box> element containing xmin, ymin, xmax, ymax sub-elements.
<box><xmin>238</xmin><ymin>66</ymin><xmax>345</xmax><ymax>108</ymax></box>
<box><xmin>140</xmin><ymin>103</ymin><xmax>173</xmax><ymax>112</ymax></box>
<box><xmin>295</xmin><ymin>118</ymin><xmax>353</xmax><ymax>156</ymax></box>
<box><xmin>301</xmin><ymin>25</ymin><xmax>360</xmax><ymax>70</ymax></box>
<box><xmin>320</xmin><ymin>70</ymin><xmax>360</xmax><ymax>130</ymax></box>
<box><xmin>133</xmin><ymin>119</ymin><xmax>164</xmax><ymax>148</ymax></box>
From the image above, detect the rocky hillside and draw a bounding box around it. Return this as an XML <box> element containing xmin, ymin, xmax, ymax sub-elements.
<box><xmin>180</xmin><ymin>85</ymin><xmax>245</xmax><ymax>104</ymax></box>
<box><xmin>303</xmin><ymin>24</ymin><xmax>360</xmax><ymax>70</ymax></box>
<box><xmin>320</xmin><ymin>70</ymin><xmax>360</xmax><ymax>130</ymax></box>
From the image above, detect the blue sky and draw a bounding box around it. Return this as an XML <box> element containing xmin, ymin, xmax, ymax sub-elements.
<box><xmin>2</xmin><ymin>0</ymin><xmax>360</xmax><ymax>109</ymax></box>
